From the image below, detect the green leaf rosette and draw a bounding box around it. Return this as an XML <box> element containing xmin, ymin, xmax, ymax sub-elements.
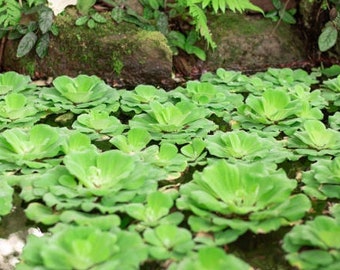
<box><xmin>205</xmin><ymin>130</ymin><xmax>293</xmax><ymax>164</ymax></box>
<box><xmin>40</xmin><ymin>75</ymin><xmax>120</xmax><ymax>113</ymax></box>
<box><xmin>302</xmin><ymin>156</ymin><xmax>340</xmax><ymax>200</ymax></box>
<box><xmin>177</xmin><ymin>160</ymin><xmax>311</xmax><ymax>243</ymax></box>
<box><xmin>17</xmin><ymin>225</ymin><xmax>147</xmax><ymax>270</ymax></box>
<box><xmin>283</xmin><ymin>204</ymin><xmax>340</xmax><ymax>270</ymax></box>
<box><xmin>129</xmin><ymin>100</ymin><xmax>217</xmax><ymax>144</ymax></box>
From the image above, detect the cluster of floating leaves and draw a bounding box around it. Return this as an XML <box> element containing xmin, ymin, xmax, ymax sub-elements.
<box><xmin>0</xmin><ymin>67</ymin><xmax>340</xmax><ymax>269</ymax></box>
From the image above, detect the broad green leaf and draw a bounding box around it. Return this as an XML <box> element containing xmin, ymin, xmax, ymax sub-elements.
<box><xmin>5</xmin><ymin>92</ymin><xmax>26</xmax><ymax>109</ymax></box>
<box><xmin>168</xmin><ymin>246</ymin><xmax>252</xmax><ymax>270</ymax></box>
<box><xmin>76</xmin><ymin>0</ymin><xmax>96</xmax><ymax>14</ymax></box>
<box><xmin>318</xmin><ymin>25</ymin><xmax>338</xmax><ymax>52</ymax></box>
<box><xmin>36</xmin><ymin>33</ymin><xmax>50</xmax><ymax>58</ymax></box>
<box><xmin>111</xmin><ymin>7</ymin><xmax>124</xmax><ymax>23</ymax></box>
<box><xmin>39</xmin><ymin>7</ymin><xmax>53</xmax><ymax>33</ymax></box>
<box><xmin>0</xmin><ymin>181</ymin><xmax>13</xmax><ymax>216</ymax></box>
<box><xmin>303</xmin><ymin>120</ymin><xmax>338</xmax><ymax>149</ymax></box>
<box><xmin>59</xmin><ymin>210</ymin><xmax>120</xmax><ymax>229</ymax></box>
<box><xmin>75</xmin><ymin>15</ymin><xmax>89</xmax><ymax>26</ymax></box>
<box><xmin>25</xmin><ymin>202</ymin><xmax>60</xmax><ymax>225</ymax></box>
<box><xmin>87</xmin><ymin>18</ymin><xmax>96</xmax><ymax>28</ymax></box>
<box><xmin>92</xmin><ymin>12</ymin><xmax>107</xmax><ymax>23</ymax></box>
<box><xmin>16</xmin><ymin>32</ymin><xmax>37</xmax><ymax>57</ymax></box>
<box><xmin>0</xmin><ymin>71</ymin><xmax>32</xmax><ymax>94</ymax></box>
<box><xmin>144</xmin><ymin>224</ymin><xmax>194</xmax><ymax>259</ymax></box>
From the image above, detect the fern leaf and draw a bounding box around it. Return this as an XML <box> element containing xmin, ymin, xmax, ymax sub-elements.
<box><xmin>192</xmin><ymin>0</ymin><xmax>263</xmax><ymax>14</ymax></box>
<box><xmin>225</xmin><ymin>0</ymin><xmax>263</xmax><ymax>13</ymax></box>
<box><xmin>188</xmin><ymin>3</ymin><xmax>216</xmax><ymax>49</ymax></box>
<box><xmin>0</xmin><ymin>0</ymin><xmax>21</xmax><ymax>27</ymax></box>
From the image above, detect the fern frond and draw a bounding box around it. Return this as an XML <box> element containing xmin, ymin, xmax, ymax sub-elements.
<box><xmin>225</xmin><ymin>0</ymin><xmax>263</xmax><ymax>13</ymax></box>
<box><xmin>188</xmin><ymin>3</ymin><xmax>216</xmax><ymax>49</ymax></box>
<box><xmin>0</xmin><ymin>0</ymin><xmax>21</xmax><ymax>28</ymax></box>
<box><xmin>191</xmin><ymin>0</ymin><xmax>263</xmax><ymax>13</ymax></box>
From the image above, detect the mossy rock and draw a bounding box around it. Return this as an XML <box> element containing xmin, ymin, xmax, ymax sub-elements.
<box><xmin>204</xmin><ymin>12</ymin><xmax>306</xmax><ymax>72</ymax></box>
<box><xmin>3</xmin><ymin>9</ymin><xmax>174</xmax><ymax>89</ymax></box>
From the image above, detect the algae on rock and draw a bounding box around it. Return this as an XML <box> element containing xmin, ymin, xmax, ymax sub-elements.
<box><xmin>204</xmin><ymin>12</ymin><xmax>306</xmax><ymax>72</ymax></box>
<box><xmin>3</xmin><ymin>9</ymin><xmax>173</xmax><ymax>89</ymax></box>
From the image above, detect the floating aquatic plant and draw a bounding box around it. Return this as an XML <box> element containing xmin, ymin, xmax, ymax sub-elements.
<box><xmin>40</xmin><ymin>75</ymin><xmax>120</xmax><ymax>113</ymax></box>
<box><xmin>205</xmin><ymin>130</ymin><xmax>293</xmax><ymax>163</ymax></box>
<box><xmin>63</xmin><ymin>149</ymin><xmax>155</xmax><ymax>196</ymax></box>
<box><xmin>177</xmin><ymin>160</ymin><xmax>311</xmax><ymax>242</ymax></box>
<box><xmin>168</xmin><ymin>246</ymin><xmax>253</xmax><ymax>270</ymax></box>
<box><xmin>255</xmin><ymin>68</ymin><xmax>319</xmax><ymax>88</ymax></box>
<box><xmin>329</xmin><ymin>112</ymin><xmax>340</xmax><ymax>130</ymax></box>
<box><xmin>124</xmin><ymin>191</ymin><xmax>183</xmax><ymax>231</ymax></box>
<box><xmin>140</xmin><ymin>142</ymin><xmax>188</xmax><ymax>180</ymax></box>
<box><xmin>120</xmin><ymin>84</ymin><xmax>169</xmax><ymax>113</ymax></box>
<box><xmin>200</xmin><ymin>68</ymin><xmax>252</xmax><ymax>93</ymax></box>
<box><xmin>110</xmin><ymin>128</ymin><xmax>152</xmax><ymax>154</ymax></box>
<box><xmin>0</xmin><ymin>92</ymin><xmax>47</xmax><ymax>129</ymax></box>
<box><xmin>112</xmin><ymin>132</ymin><xmax>188</xmax><ymax>180</ymax></box>
<box><xmin>180</xmin><ymin>137</ymin><xmax>207</xmax><ymax>166</ymax></box>
<box><xmin>170</xmin><ymin>81</ymin><xmax>243</xmax><ymax>117</ymax></box>
<box><xmin>0</xmin><ymin>181</ymin><xmax>13</xmax><ymax>220</ymax></box>
<box><xmin>302</xmin><ymin>156</ymin><xmax>340</xmax><ymax>200</ymax></box>
<box><xmin>24</xmin><ymin>202</ymin><xmax>120</xmax><ymax>228</ymax></box>
<box><xmin>320</xmin><ymin>74</ymin><xmax>340</xmax><ymax>108</ymax></box>
<box><xmin>235</xmin><ymin>88</ymin><xmax>302</xmax><ymax>135</ymax></box>
<box><xmin>283</xmin><ymin>204</ymin><xmax>340</xmax><ymax>270</ymax></box>
<box><xmin>72</xmin><ymin>108</ymin><xmax>127</xmax><ymax>140</ymax></box>
<box><xmin>287</xmin><ymin>120</ymin><xmax>340</xmax><ymax>159</ymax></box>
<box><xmin>129</xmin><ymin>100</ymin><xmax>217</xmax><ymax>144</ymax></box>
<box><xmin>17</xmin><ymin>225</ymin><xmax>148</xmax><ymax>270</ymax></box>
<box><xmin>0</xmin><ymin>124</ymin><xmax>63</xmax><ymax>169</ymax></box>
<box><xmin>0</xmin><ymin>71</ymin><xmax>35</xmax><ymax>95</ymax></box>
<box><xmin>143</xmin><ymin>224</ymin><xmax>194</xmax><ymax>260</ymax></box>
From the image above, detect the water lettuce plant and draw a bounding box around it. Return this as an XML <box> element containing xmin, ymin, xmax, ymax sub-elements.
<box><xmin>321</xmin><ymin>74</ymin><xmax>340</xmax><ymax>107</ymax></box>
<box><xmin>180</xmin><ymin>137</ymin><xmax>207</xmax><ymax>166</ymax></box>
<box><xmin>283</xmin><ymin>204</ymin><xmax>340</xmax><ymax>270</ymax></box>
<box><xmin>112</xmin><ymin>132</ymin><xmax>188</xmax><ymax>180</ymax></box>
<box><xmin>0</xmin><ymin>92</ymin><xmax>47</xmax><ymax>129</ymax></box>
<box><xmin>40</xmin><ymin>74</ymin><xmax>120</xmax><ymax>113</ymax></box>
<box><xmin>170</xmin><ymin>81</ymin><xmax>243</xmax><ymax>117</ymax></box>
<box><xmin>287</xmin><ymin>120</ymin><xmax>340</xmax><ymax>159</ymax></box>
<box><xmin>168</xmin><ymin>246</ymin><xmax>252</xmax><ymax>270</ymax></box>
<box><xmin>140</xmin><ymin>142</ymin><xmax>188</xmax><ymax>180</ymax></box>
<box><xmin>177</xmin><ymin>160</ymin><xmax>311</xmax><ymax>241</ymax></box>
<box><xmin>17</xmin><ymin>225</ymin><xmax>148</xmax><ymax>270</ymax></box>
<box><xmin>61</xmin><ymin>130</ymin><xmax>97</xmax><ymax>154</ymax></box>
<box><xmin>0</xmin><ymin>181</ymin><xmax>13</xmax><ymax>220</ymax></box>
<box><xmin>124</xmin><ymin>191</ymin><xmax>183</xmax><ymax>230</ymax></box>
<box><xmin>329</xmin><ymin>112</ymin><xmax>340</xmax><ymax>130</ymax></box>
<box><xmin>0</xmin><ymin>71</ymin><xmax>34</xmax><ymax>95</ymax></box>
<box><xmin>205</xmin><ymin>130</ymin><xmax>293</xmax><ymax>163</ymax></box>
<box><xmin>72</xmin><ymin>108</ymin><xmax>127</xmax><ymax>140</ymax></box>
<box><xmin>302</xmin><ymin>156</ymin><xmax>340</xmax><ymax>200</ymax></box>
<box><xmin>120</xmin><ymin>84</ymin><xmax>169</xmax><ymax>113</ymax></box>
<box><xmin>143</xmin><ymin>224</ymin><xmax>194</xmax><ymax>260</ymax></box>
<box><xmin>129</xmin><ymin>100</ymin><xmax>217</xmax><ymax>143</ymax></box>
<box><xmin>63</xmin><ymin>149</ymin><xmax>154</xmax><ymax>196</ymax></box>
<box><xmin>200</xmin><ymin>68</ymin><xmax>252</xmax><ymax>93</ymax></box>
<box><xmin>235</xmin><ymin>88</ymin><xmax>303</xmax><ymax>135</ymax></box>
<box><xmin>255</xmin><ymin>68</ymin><xmax>319</xmax><ymax>88</ymax></box>
<box><xmin>0</xmin><ymin>124</ymin><xmax>62</xmax><ymax>169</ymax></box>
<box><xmin>110</xmin><ymin>128</ymin><xmax>152</xmax><ymax>154</ymax></box>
